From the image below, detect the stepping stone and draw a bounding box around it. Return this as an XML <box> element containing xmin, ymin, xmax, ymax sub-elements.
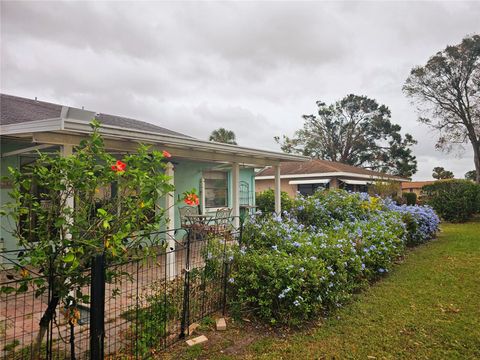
<box><xmin>188</xmin><ymin>322</ymin><xmax>200</xmax><ymax>334</ymax></box>
<box><xmin>216</xmin><ymin>317</ymin><xmax>227</xmax><ymax>331</ymax></box>
<box><xmin>186</xmin><ymin>335</ymin><xmax>208</xmax><ymax>346</ymax></box>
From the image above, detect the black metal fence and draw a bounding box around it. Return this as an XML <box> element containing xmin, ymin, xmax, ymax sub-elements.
<box><xmin>0</xmin><ymin>215</ymin><xmax>245</xmax><ymax>359</ymax></box>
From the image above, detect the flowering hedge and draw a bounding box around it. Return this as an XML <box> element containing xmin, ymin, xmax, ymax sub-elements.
<box><xmin>229</xmin><ymin>190</ymin><xmax>439</xmax><ymax>325</ymax></box>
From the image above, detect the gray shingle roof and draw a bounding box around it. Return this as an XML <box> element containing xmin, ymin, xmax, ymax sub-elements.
<box><xmin>0</xmin><ymin>93</ymin><xmax>191</xmax><ymax>138</ymax></box>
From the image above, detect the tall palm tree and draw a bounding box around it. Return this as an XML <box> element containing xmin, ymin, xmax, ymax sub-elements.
<box><xmin>209</xmin><ymin>128</ymin><xmax>237</xmax><ymax>145</ymax></box>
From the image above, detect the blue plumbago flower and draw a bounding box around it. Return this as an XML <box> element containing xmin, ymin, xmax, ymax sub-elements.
<box><xmin>228</xmin><ymin>255</ymin><xmax>234</xmax><ymax>262</ymax></box>
<box><xmin>310</xmin><ymin>256</ymin><xmax>317</xmax><ymax>260</ymax></box>
<box><xmin>239</xmin><ymin>248</ymin><xmax>246</xmax><ymax>256</ymax></box>
<box><xmin>207</xmin><ymin>252</ymin><xmax>213</xmax><ymax>260</ymax></box>
<box><xmin>272</xmin><ymin>245</ymin><xmax>278</xmax><ymax>251</ymax></box>
<box><xmin>278</xmin><ymin>286</ymin><xmax>292</xmax><ymax>299</ymax></box>
<box><xmin>293</xmin><ymin>300</ymin><xmax>300</xmax><ymax>306</ymax></box>
<box><xmin>361</xmin><ymin>263</ymin><xmax>366</xmax><ymax>270</ymax></box>
<box><xmin>228</xmin><ymin>277</ymin><xmax>235</xmax><ymax>283</ymax></box>
<box><xmin>297</xmin><ymin>205</ymin><xmax>305</xmax><ymax>211</ymax></box>
<box><xmin>292</xmin><ymin>241</ymin><xmax>301</xmax><ymax>248</ymax></box>
<box><xmin>299</xmin><ymin>267</ymin><xmax>305</xmax><ymax>272</ymax></box>
<box><xmin>378</xmin><ymin>268</ymin><xmax>385</xmax><ymax>273</ymax></box>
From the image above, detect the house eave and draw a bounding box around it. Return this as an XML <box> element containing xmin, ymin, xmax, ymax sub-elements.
<box><xmin>0</xmin><ymin>118</ymin><xmax>63</xmax><ymax>135</ymax></box>
<box><xmin>1</xmin><ymin>117</ymin><xmax>308</xmax><ymax>165</ymax></box>
<box><xmin>61</xmin><ymin>119</ymin><xmax>308</xmax><ymax>163</ymax></box>
<box><xmin>255</xmin><ymin>172</ymin><xmax>409</xmax><ymax>182</ymax></box>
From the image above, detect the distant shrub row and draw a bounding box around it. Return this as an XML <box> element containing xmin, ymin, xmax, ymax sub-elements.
<box><xmin>422</xmin><ymin>179</ymin><xmax>480</xmax><ymax>222</ymax></box>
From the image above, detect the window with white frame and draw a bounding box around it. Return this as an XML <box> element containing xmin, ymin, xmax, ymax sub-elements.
<box><xmin>203</xmin><ymin>171</ymin><xmax>228</xmax><ymax>208</ymax></box>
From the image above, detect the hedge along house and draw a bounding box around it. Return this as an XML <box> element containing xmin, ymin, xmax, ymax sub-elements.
<box><xmin>256</xmin><ymin>159</ymin><xmax>408</xmax><ymax>197</ymax></box>
<box><xmin>0</xmin><ymin>94</ymin><xmax>307</xmax><ymax>275</ymax></box>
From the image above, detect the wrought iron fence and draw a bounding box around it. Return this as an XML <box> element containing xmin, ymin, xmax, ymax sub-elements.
<box><xmin>0</xmin><ymin>214</ymin><xmax>248</xmax><ymax>359</ymax></box>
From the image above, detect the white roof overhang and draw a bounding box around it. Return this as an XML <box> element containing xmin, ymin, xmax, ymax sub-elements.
<box><xmin>339</xmin><ymin>178</ymin><xmax>370</xmax><ymax>185</ymax></box>
<box><xmin>289</xmin><ymin>179</ymin><xmax>331</xmax><ymax>185</ymax></box>
<box><xmin>1</xmin><ymin>117</ymin><xmax>308</xmax><ymax>167</ymax></box>
<box><xmin>256</xmin><ymin>172</ymin><xmax>409</xmax><ymax>182</ymax></box>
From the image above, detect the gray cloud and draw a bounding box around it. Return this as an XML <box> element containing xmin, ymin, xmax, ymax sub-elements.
<box><xmin>1</xmin><ymin>1</ymin><xmax>479</xmax><ymax>180</ymax></box>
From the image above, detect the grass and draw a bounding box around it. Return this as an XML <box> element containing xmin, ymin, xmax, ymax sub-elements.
<box><xmin>166</xmin><ymin>220</ymin><xmax>480</xmax><ymax>359</ymax></box>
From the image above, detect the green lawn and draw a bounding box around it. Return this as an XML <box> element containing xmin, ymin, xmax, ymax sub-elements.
<box><xmin>169</xmin><ymin>221</ymin><xmax>480</xmax><ymax>359</ymax></box>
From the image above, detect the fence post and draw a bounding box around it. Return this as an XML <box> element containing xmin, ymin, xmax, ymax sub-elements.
<box><xmin>180</xmin><ymin>228</ymin><xmax>191</xmax><ymax>338</ymax></box>
<box><xmin>90</xmin><ymin>253</ymin><xmax>106</xmax><ymax>360</ymax></box>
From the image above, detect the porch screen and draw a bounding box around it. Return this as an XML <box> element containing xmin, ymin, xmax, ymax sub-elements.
<box><xmin>203</xmin><ymin>171</ymin><xmax>228</xmax><ymax>208</ymax></box>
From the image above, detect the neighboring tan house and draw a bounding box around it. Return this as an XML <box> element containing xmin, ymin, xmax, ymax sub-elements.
<box><xmin>0</xmin><ymin>94</ymin><xmax>307</xmax><ymax>272</ymax></box>
<box><xmin>255</xmin><ymin>159</ymin><xmax>409</xmax><ymax>197</ymax></box>
<box><xmin>401</xmin><ymin>181</ymin><xmax>435</xmax><ymax>198</ymax></box>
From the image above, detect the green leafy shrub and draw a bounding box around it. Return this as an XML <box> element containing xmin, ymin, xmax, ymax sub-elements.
<box><xmin>255</xmin><ymin>189</ymin><xmax>292</xmax><ymax>214</ymax></box>
<box><xmin>229</xmin><ymin>190</ymin><xmax>439</xmax><ymax>325</ymax></box>
<box><xmin>125</xmin><ymin>281</ymin><xmax>176</xmax><ymax>357</ymax></box>
<box><xmin>422</xmin><ymin>179</ymin><xmax>480</xmax><ymax>222</ymax></box>
<box><xmin>402</xmin><ymin>192</ymin><xmax>417</xmax><ymax>205</ymax></box>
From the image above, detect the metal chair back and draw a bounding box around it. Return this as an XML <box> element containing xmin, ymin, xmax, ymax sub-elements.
<box><xmin>179</xmin><ymin>206</ymin><xmax>199</xmax><ymax>227</ymax></box>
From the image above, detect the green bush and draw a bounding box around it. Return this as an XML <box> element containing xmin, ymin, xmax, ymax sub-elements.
<box><xmin>255</xmin><ymin>189</ymin><xmax>292</xmax><ymax>214</ymax></box>
<box><xmin>402</xmin><ymin>192</ymin><xmax>417</xmax><ymax>205</ymax></box>
<box><xmin>229</xmin><ymin>191</ymin><xmax>439</xmax><ymax>325</ymax></box>
<box><xmin>422</xmin><ymin>179</ymin><xmax>480</xmax><ymax>222</ymax></box>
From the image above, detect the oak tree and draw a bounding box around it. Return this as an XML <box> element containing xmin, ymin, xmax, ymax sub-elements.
<box><xmin>403</xmin><ymin>35</ymin><xmax>480</xmax><ymax>183</ymax></box>
<box><xmin>275</xmin><ymin>94</ymin><xmax>417</xmax><ymax>177</ymax></box>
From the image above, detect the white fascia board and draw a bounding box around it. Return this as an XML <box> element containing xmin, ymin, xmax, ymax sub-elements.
<box><xmin>0</xmin><ymin>118</ymin><xmax>63</xmax><ymax>136</ymax></box>
<box><xmin>63</xmin><ymin>118</ymin><xmax>308</xmax><ymax>162</ymax></box>
<box><xmin>256</xmin><ymin>172</ymin><xmax>408</xmax><ymax>182</ymax></box>
<box><xmin>289</xmin><ymin>179</ymin><xmax>331</xmax><ymax>185</ymax></box>
<box><xmin>339</xmin><ymin>178</ymin><xmax>370</xmax><ymax>185</ymax></box>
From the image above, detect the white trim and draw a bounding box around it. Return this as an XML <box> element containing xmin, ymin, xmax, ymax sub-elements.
<box><xmin>232</xmin><ymin>163</ymin><xmax>240</xmax><ymax>228</ymax></box>
<box><xmin>2</xmin><ymin>114</ymin><xmax>308</xmax><ymax>163</ymax></box>
<box><xmin>165</xmin><ymin>162</ymin><xmax>176</xmax><ymax>278</ymax></box>
<box><xmin>256</xmin><ymin>172</ymin><xmax>408</xmax><ymax>182</ymax></box>
<box><xmin>61</xmin><ymin>119</ymin><xmax>307</xmax><ymax>162</ymax></box>
<box><xmin>289</xmin><ymin>179</ymin><xmax>331</xmax><ymax>185</ymax></box>
<box><xmin>1</xmin><ymin>144</ymin><xmax>56</xmax><ymax>158</ymax></box>
<box><xmin>274</xmin><ymin>165</ymin><xmax>281</xmax><ymax>214</ymax></box>
<box><xmin>339</xmin><ymin>178</ymin><xmax>370</xmax><ymax>185</ymax></box>
<box><xmin>0</xmin><ymin>118</ymin><xmax>62</xmax><ymax>135</ymax></box>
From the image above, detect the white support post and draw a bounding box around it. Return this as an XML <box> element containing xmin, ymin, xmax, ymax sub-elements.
<box><xmin>165</xmin><ymin>162</ymin><xmax>176</xmax><ymax>279</ymax></box>
<box><xmin>61</xmin><ymin>145</ymin><xmax>74</xmax><ymax>233</ymax></box>
<box><xmin>200</xmin><ymin>177</ymin><xmax>206</xmax><ymax>215</ymax></box>
<box><xmin>232</xmin><ymin>163</ymin><xmax>240</xmax><ymax>229</ymax></box>
<box><xmin>61</xmin><ymin>145</ymin><xmax>75</xmax><ymax>300</ymax></box>
<box><xmin>274</xmin><ymin>165</ymin><xmax>281</xmax><ymax>214</ymax></box>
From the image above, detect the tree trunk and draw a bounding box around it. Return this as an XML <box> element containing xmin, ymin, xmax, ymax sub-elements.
<box><xmin>34</xmin><ymin>295</ymin><xmax>60</xmax><ymax>358</ymax></box>
<box><xmin>472</xmin><ymin>141</ymin><xmax>480</xmax><ymax>183</ymax></box>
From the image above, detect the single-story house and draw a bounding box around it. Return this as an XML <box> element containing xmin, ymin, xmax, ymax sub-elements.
<box><xmin>0</xmin><ymin>94</ymin><xmax>307</xmax><ymax>273</ymax></box>
<box><xmin>255</xmin><ymin>159</ymin><xmax>409</xmax><ymax>196</ymax></box>
<box><xmin>401</xmin><ymin>181</ymin><xmax>435</xmax><ymax>198</ymax></box>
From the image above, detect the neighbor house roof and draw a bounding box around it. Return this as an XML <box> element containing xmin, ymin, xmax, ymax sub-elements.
<box><xmin>0</xmin><ymin>93</ymin><xmax>189</xmax><ymax>137</ymax></box>
<box><xmin>256</xmin><ymin>159</ymin><xmax>408</xmax><ymax>181</ymax></box>
<box><xmin>401</xmin><ymin>181</ymin><xmax>435</xmax><ymax>189</ymax></box>
<box><xmin>1</xmin><ymin>93</ymin><xmax>308</xmax><ymax>166</ymax></box>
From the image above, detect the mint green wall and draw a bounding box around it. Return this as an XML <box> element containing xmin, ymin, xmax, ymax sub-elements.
<box><xmin>1</xmin><ymin>139</ymin><xmax>29</xmax><ymax>253</ymax></box>
<box><xmin>0</xmin><ymin>139</ymin><xmax>258</xmax><ymax>250</ymax></box>
<box><xmin>172</xmin><ymin>161</ymin><xmax>255</xmax><ymax>226</ymax></box>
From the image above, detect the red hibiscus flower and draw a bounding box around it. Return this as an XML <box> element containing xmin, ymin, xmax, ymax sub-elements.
<box><xmin>111</xmin><ymin>160</ymin><xmax>127</xmax><ymax>173</ymax></box>
<box><xmin>184</xmin><ymin>193</ymin><xmax>199</xmax><ymax>206</ymax></box>
<box><xmin>162</xmin><ymin>150</ymin><xmax>172</xmax><ymax>158</ymax></box>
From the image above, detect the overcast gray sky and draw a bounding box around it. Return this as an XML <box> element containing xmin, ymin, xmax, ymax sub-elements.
<box><xmin>1</xmin><ymin>1</ymin><xmax>479</xmax><ymax>179</ymax></box>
